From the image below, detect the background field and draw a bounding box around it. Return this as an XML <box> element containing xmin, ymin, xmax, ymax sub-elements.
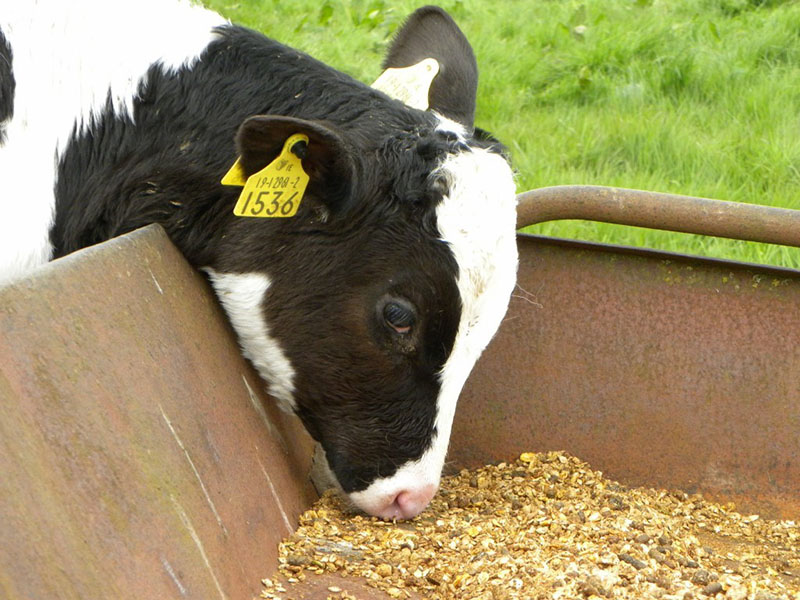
<box><xmin>203</xmin><ymin>0</ymin><xmax>800</xmax><ymax>269</ymax></box>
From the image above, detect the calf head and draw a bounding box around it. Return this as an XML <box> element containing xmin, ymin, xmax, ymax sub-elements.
<box><xmin>206</xmin><ymin>7</ymin><xmax>517</xmax><ymax>520</ymax></box>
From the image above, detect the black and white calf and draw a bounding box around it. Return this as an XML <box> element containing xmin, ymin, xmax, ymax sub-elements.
<box><xmin>0</xmin><ymin>1</ymin><xmax>517</xmax><ymax>520</ymax></box>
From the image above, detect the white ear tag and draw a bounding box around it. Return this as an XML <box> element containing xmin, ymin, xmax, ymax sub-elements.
<box><xmin>371</xmin><ymin>57</ymin><xmax>440</xmax><ymax>110</ymax></box>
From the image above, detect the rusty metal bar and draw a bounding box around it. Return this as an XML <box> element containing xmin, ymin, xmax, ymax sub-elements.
<box><xmin>516</xmin><ymin>185</ymin><xmax>800</xmax><ymax>248</ymax></box>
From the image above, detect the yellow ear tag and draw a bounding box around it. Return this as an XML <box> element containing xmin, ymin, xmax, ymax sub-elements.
<box><xmin>227</xmin><ymin>133</ymin><xmax>310</xmax><ymax>218</ymax></box>
<box><xmin>371</xmin><ymin>58</ymin><xmax>440</xmax><ymax>110</ymax></box>
<box><xmin>220</xmin><ymin>157</ymin><xmax>247</xmax><ymax>186</ymax></box>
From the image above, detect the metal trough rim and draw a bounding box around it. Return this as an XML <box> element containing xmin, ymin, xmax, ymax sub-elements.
<box><xmin>516</xmin><ymin>185</ymin><xmax>800</xmax><ymax>249</ymax></box>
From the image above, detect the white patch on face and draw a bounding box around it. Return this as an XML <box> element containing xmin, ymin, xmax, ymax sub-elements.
<box><xmin>347</xmin><ymin>441</ymin><xmax>445</xmax><ymax>518</ymax></box>
<box><xmin>348</xmin><ymin>134</ymin><xmax>518</xmax><ymax>518</ymax></box>
<box><xmin>434</xmin><ymin>112</ymin><xmax>468</xmax><ymax>143</ymax></box>
<box><xmin>0</xmin><ymin>0</ymin><xmax>226</xmax><ymax>283</ymax></box>
<box><xmin>430</xmin><ymin>146</ymin><xmax>518</xmax><ymax>465</ymax></box>
<box><xmin>203</xmin><ymin>269</ymin><xmax>297</xmax><ymax>413</ymax></box>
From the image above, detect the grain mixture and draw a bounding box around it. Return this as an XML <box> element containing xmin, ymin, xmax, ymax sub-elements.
<box><xmin>262</xmin><ymin>452</ymin><xmax>799</xmax><ymax>600</ymax></box>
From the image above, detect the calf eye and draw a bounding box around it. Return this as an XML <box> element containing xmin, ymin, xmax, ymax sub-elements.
<box><xmin>383</xmin><ymin>300</ymin><xmax>416</xmax><ymax>334</ymax></box>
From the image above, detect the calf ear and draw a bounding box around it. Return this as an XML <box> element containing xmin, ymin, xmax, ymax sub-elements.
<box><xmin>383</xmin><ymin>6</ymin><xmax>478</xmax><ymax>128</ymax></box>
<box><xmin>235</xmin><ymin>115</ymin><xmax>357</xmax><ymax>213</ymax></box>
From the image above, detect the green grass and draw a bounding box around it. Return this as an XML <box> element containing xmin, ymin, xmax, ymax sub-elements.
<box><xmin>202</xmin><ymin>0</ymin><xmax>800</xmax><ymax>269</ymax></box>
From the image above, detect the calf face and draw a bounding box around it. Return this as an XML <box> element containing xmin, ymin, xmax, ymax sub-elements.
<box><xmin>206</xmin><ymin>8</ymin><xmax>518</xmax><ymax>519</ymax></box>
<box><xmin>0</xmin><ymin>3</ymin><xmax>517</xmax><ymax>520</ymax></box>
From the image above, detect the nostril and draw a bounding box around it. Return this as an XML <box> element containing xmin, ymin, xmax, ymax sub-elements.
<box><xmin>393</xmin><ymin>490</ymin><xmax>417</xmax><ymax>515</ymax></box>
<box><xmin>390</xmin><ymin>484</ymin><xmax>437</xmax><ymax>520</ymax></box>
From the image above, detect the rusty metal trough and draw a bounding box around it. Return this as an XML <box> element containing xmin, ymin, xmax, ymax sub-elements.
<box><xmin>1</xmin><ymin>186</ymin><xmax>798</xmax><ymax>599</ymax></box>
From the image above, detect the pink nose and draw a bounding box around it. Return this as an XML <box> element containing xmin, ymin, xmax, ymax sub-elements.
<box><xmin>374</xmin><ymin>484</ymin><xmax>437</xmax><ymax>520</ymax></box>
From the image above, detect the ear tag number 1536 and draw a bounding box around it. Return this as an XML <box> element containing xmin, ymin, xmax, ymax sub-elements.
<box><xmin>224</xmin><ymin>133</ymin><xmax>310</xmax><ymax>218</ymax></box>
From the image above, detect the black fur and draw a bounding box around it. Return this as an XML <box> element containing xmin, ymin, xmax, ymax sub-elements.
<box><xmin>51</xmin><ymin>25</ymin><xmax>472</xmax><ymax>264</ymax></box>
<box><xmin>49</xmin><ymin>21</ymin><xmax>499</xmax><ymax>494</ymax></box>
<box><xmin>0</xmin><ymin>28</ymin><xmax>14</xmax><ymax>146</ymax></box>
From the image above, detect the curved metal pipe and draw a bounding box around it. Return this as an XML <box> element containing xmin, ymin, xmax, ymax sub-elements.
<box><xmin>516</xmin><ymin>186</ymin><xmax>800</xmax><ymax>248</ymax></box>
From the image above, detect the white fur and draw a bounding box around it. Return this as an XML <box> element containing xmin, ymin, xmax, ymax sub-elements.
<box><xmin>0</xmin><ymin>0</ymin><xmax>226</xmax><ymax>283</ymax></box>
<box><xmin>434</xmin><ymin>112</ymin><xmax>468</xmax><ymax>142</ymax></box>
<box><xmin>428</xmin><ymin>145</ymin><xmax>518</xmax><ymax>471</ymax></box>
<box><xmin>203</xmin><ymin>269</ymin><xmax>297</xmax><ymax>412</ymax></box>
<box><xmin>350</xmin><ymin>138</ymin><xmax>518</xmax><ymax>516</ymax></box>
